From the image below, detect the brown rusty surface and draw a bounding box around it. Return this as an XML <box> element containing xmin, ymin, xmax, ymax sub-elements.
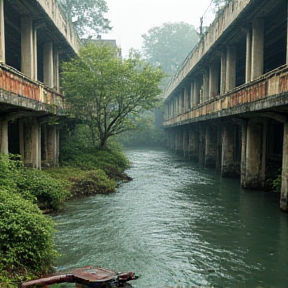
<box><xmin>0</xmin><ymin>64</ymin><xmax>65</xmax><ymax>110</ymax></box>
<box><xmin>164</xmin><ymin>66</ymin><xmax>288</xmax><ymax>127</ymax></box>
<box><xmin>72</xmin><ymin>266</ymin><xmax>117</xmax><ymax>282</ymax></box>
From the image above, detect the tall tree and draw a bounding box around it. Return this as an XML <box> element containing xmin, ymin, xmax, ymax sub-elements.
<box><xmin>57</xmin><ymin>0</ymin><xmax>111</xmax><ymax>38</ymax></box>
<box><xmin>61</xmin><ymin>43</ymin><xmax>165</xmax><ymax>148</ymax></box>
<box><xmin>142</xmin><ymin>22</ymin><xmax>199</xmax><ymax>87</ymax></box>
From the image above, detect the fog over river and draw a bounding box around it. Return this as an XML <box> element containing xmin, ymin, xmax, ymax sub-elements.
<box><xmin>54</xmin><ymin>148</ymin><xmax>288</xmax><ymax>288</ymax></box>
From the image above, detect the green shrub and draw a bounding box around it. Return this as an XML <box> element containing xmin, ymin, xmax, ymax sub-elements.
<box><xmin>71</xmin><ymin>169</ymin><xmax>116</xmax><ymax>197</ymax></box>
<box><xmin>17</xmin><ymin>169</ymin><xmax>70</xmax><ymax>211</ymax></box>
<box><xmin>0</xmin><ymin>154</ymin><xmax>22</xmax><ymax>191</ymax></box>
<box><xmin>0</xmin><ymin>189</ymin><xmax>58</xmax><ymax>275</ymax></box>
<box><xmin>272</xmin><ymin>173</ymin><xmax>281</xmax><ymax>193</ymax></box>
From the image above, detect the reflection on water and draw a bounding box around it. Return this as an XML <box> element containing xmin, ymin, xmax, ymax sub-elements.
<box><xmin>54</xmin><ymin>148</ymin><xmax>288</xmax><ymax>288</ymax></box>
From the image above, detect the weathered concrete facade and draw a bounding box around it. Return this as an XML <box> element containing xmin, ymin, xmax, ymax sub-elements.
<box><xmin>0</xmin><ymin>0</ymin><xmax>80</xmax><ymax>168</ymax></box>
<box><xmin>163</xmin><ymin>0</ymin><xmax>288</xmax><ymax>211</ymax></box>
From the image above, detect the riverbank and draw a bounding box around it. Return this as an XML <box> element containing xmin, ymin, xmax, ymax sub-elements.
<box><xmin>0</xmin><ymin>147</ymin><xmax>131</xmax><ymax>288</ymax></box>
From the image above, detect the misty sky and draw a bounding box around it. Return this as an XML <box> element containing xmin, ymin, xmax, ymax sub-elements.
<box><xmin>101</xmin><ymin>0</ymin><xmax>214</xmax><ymax>57</ymax></box>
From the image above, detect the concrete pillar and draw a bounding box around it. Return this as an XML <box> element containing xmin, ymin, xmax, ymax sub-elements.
<box><xmin>21</xmin><ymin>17</ymin><xmax>36</xmax><ymax>79</ymax></box>
<box><xmin>205</xmin><ymin>125</ymin><xmax>217</xmax><ymax>168</ymax></box>
<box><xmin>0</xmin><ymin>120</ymin><xmax>8</xmax><ymax>154</ymax></box>
<box><xmin>193</xmin><ymin>77</ymin><xmax>200</xmax><ymax>106</ymax></box>
<box><xmin>183</xmin><ymin>128</ymin><xmax>189</xmax><ymax>156</ymax></box>
<box><xmin>53</xmin><ymin>48</ymin><xmax>60</xmax><ymax>92</ymax></box>
<box><xmin>42</xmin><ymin>124</ymin><xmax>59</xmax><ymax>167</ymax></box>
<box><xmin>19</xmin><ymin>119</ymin><xmax>24</xmax><ymax>157</ymax></box>
<box><xmin>189</xmin><ymin>81</ymin><xmax>193</xmax><ymax>109</ymax></box>
<box><xmin>251</xmin><ymin>19</ymin><xmax>264</xmax><ymax>80</ymax></box>
<box><xmin>203</xmin><ymin>70</ymin><xmax>209</xmax><ymax>102</ymax></box>
<box><xmin>240</xmin><ymin>121</ymin><xmax>248</xmax><ymax>187</ymax></box>
<box><xmin>180</xmin><ymin>90</ymin><xmax>184</xmax><ymax>114</ymax></box>
<box><xmin>0</xmin><ymin>0</ymin><xmax>5</xmax><ymax>63</ymax></box>
<box><xmin>188</xmin><ymin>127</ymin><xmax>199</xmax><ymax>161</ymax></box>
<box><xmin>242</xmin><ymin>120</ymin><xmax>266</xmax><ymax>189</ymax></box>
<box><xmin>23</xmin><ymin>118</ymin><xmax>41</xmax><ymax>169</ymax></box>
<box><xmin>43</xmin><ymin>42</ymin><xmax>54</xmax><ymax>88</ymax></box>
<box><xmin>199</xmin><ymin>127</ymin><xmax>205</xmax><ymax>166</ymax></box>
<box><xmin>245</xmin><ymin>28</ymin><xmax>252</xmax><ymax>83</ymax></box>
<box><xmin>175</xmin><ymin>130</ymin><xmax>182</xmax><ymax>153</ymax></box>
<box><xmin>281</xmin><ymin>122</ymin><xmax>288</xmax><ymax>211</ymax></box>
<box><xmin>220</xmin><ymin>52</ymin><xmax>226</xmax><ymax>94</ymax></box>
<box><xmin>209</xmin><ymin>62</ymin><xmax>220</xmax><ymax>98</ymax></box>
<box><xmin>216</xmin><ymin>124</ymin><xmax>222</xmax><ymax>172</ymax></box>
<box><xmin>221</xmin><ymin>123</ymin><xmax>238</xmax><ymax>177</ymax></box>
<box><xmin>184</xmin><ymin>86</ymin><xmax>188</xmax><ymax>112</ymax></box>
<box><xmin>173</xmin><ymin>98</ymin><xmax>176</xmax><ymax>117</ymax></box>
<box><xmin>226</xmin><ymin>46</ymin><xmax>236</xmax><ymax>91</ymax></box>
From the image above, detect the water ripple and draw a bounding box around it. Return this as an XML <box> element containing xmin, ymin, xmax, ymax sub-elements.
<box><xmin>54</xmin><ymin>148</ymin><xmax>288</xmax><ymax>288</ymax></box>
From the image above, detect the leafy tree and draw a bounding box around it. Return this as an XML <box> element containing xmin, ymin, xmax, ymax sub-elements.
<box><xmin>61</xmin><ymin>43</ymin><xmax>165</xmax><ymax>149</ymax></box>
<box><xmin>57</xmin><ymin>0</ymin><xmax>111</xmax><ymax>38</ymax></box>
<box><xmin>142</xmin><ymin>22</ymin><xmax>199</xmax><ymax>87</ymax></box>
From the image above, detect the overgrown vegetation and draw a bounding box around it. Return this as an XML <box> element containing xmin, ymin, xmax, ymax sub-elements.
<box><xmin>0</xmin><ymin>154</ymin><xmax>63</xmax><ymax>287</ymax></box>
<box><xmin>0</xmin><ymin>130</ymin><xmax>131</xmax><ymax>287</ymax></box>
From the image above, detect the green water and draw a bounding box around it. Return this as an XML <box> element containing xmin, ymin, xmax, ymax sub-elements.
<box><xmin>54</xmin><ymin>148</ymin><xmax>288</xmax><ymax>288</ymax></box>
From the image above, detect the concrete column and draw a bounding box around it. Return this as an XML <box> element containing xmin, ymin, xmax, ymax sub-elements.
<box><xmin>280</xmin><ymin>122</ymin><xmax>288</xmax><ymax>211</ymax></box>
<box><xmin>0</xmin><ymin>0</ymin><xmax>5</xmax><ymax>63</ymax></box>
<box><xmin>171</xmin><ymin>130</ymin><xmax>176</xmax><ymax>149</ymax></box>
<box><xmin>23</xmin><ymin>118</ymin><xmax>41</xmax><ymax>169</ymax></box>
<box><xmin>175</xmin><ymin>129</ymin><xmax>183</xmax><ymax>153</ymax></box>
<box><xmin>33</xmin><ymin>28</ymin><xmax>37</xmax><ymax>81</ymax></box>
<box><xmin>199</xmin><ymin>127</ymin><xmax>205</xmax><ymax>166</ymax></box>
<box><xmin>216</xmin><ymin>124</ymin><xmax>222</xmax><ymax>172</ymax></box>
<box><xmin>175</xmin><ymin>97</ymin><xmax>179</xmax><ymax>116</ymax></box>
<box><xmin>43</xmin><ymin>42</ymin><xmax>54</xmax><ymax>88</ymax></box>
<box><xmin>19</xmin><ymin>119</ymin><xmax>24</xmax><ymax>157</ymax></box>
<box><xmin>173</xmin><ymin>98</ymin><xmax>176</xmax><ymax>117</ymax></box>
<box><xmin>221</xmin><ymin>123</ymin><xmax>238</xmax><ymax>177</ymax></box>
<box><xmin>180</xmin><ymin>91</ymin><xmax>184</xmax><ymax>114</ymax></box>
<box><xmin>205</xmin><ymin>125</ymin><xmax>217</xmax><ymax>168</ymax></box>
<box><xmin>183</xmin><ymin>128</ymin><xmax>189</xmax><ymax>156</ymax></box>
<box><xmin>188</xmin><ymin>128</ymin><xmax>199</xmax><ymax>161</ymax></box>
<box><xmin>242</xmin><ymin>120</ymin><xmax>266</xmax><ymax>189</ymax></box>
<box><xmin>53</xmin><ymin>48</ymin><xmax>60</xmax><ymax>91</ymax></box>
<box><xmin>189</xmin><ymin>81</ymin><xmax>193</xmax><ymax>109</ymax></box>
<box><xmin>0</xmin><ymin>120</ymin><xmax>8</xmax><ymax>154</ymax></box>
<box><xmin>245</xmin><ymin>28</ymin><xmax>252</xmax><ymax>83</ymax></box>
<box><xmin>184</xmin><ymin>86</ymin><xmax>188</xmax><ymax>112</ymax></box>
<box><xmin>193</xmin><ymin>77</ymin><xmax>200</xmax><ymax>106</ymax></box>
<box><xmin>203</xmin><ymin>70</ymin><xmax>209</xmax><ymax>102</ymax></box>
<box><xmin>226</xmin><ymin>46</ymin><xmax>237</xmax><ymax>91</ymax></box>
<box><xmin>220</xmin><ymin>52</ymin><xmax>226</xmax><ymax>94</ymax></box>
<box><xmin>209</xmin><ymin>62</ymin><xmax>220</xmax><ymax>98</ymax></box>
<box><xmin>251</xmin><ymin>19</ymin><xmax>264</xmax><ymax>80</ymax></box>
<box><xmin>21</xmin><ymin>18</ymin><xmax>36</xmax><ymax>79</ymax></box>
<box><xmin>43</xmin><ymin>124</ymin><xmax>58</xmax><ymax>167</ymax></box>
<box><xmin>240</xmin><ymin>122</ymin><xmax>248</xmax><ymax>187</ymax></box>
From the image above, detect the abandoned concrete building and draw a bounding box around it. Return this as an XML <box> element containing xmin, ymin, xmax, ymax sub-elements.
<box><xmin>0</xmin><ymin>0</ymin><xmax>80</xmax><ymax>168</ymax></box>
<box><xmin>163</xmin><ymin>0</ymin><xmax>288</xmax><ymax>211</ymax></box>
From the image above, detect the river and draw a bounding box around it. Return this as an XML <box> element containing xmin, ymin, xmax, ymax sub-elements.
<box><xmin>54</xmin><ymin>147</ymin><xmax>288</xmax><ymax>288</ymax></box>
